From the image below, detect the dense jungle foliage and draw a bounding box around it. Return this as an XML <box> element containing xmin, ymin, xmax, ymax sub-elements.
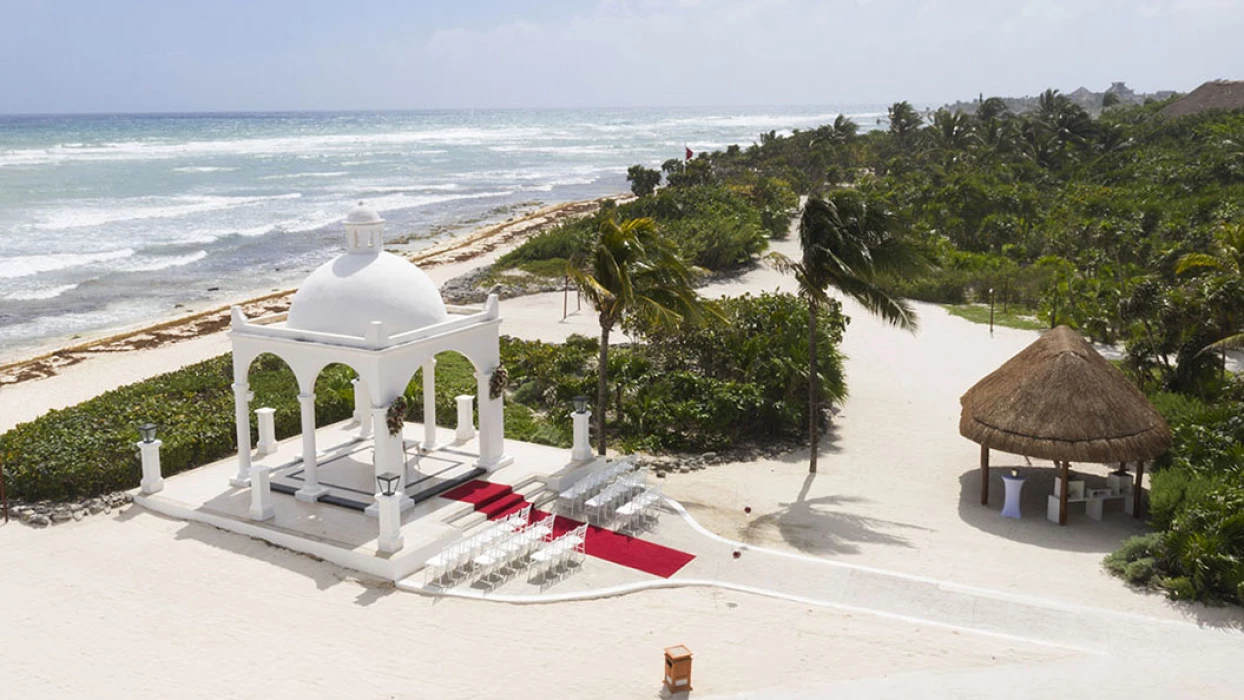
<box><xmin>711</xmin><ymin>93</ymin><xmax>1244</xmax><ymax>606</ymax></box>
<box><xmin>583</xmin><ymin>91</ymin><xmax>1244</xmax><ymax>604</ymax></box>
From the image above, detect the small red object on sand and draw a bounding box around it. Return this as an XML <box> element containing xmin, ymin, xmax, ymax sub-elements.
<box><xmin>744</xmin><ymin>506</ymin><xmax>752</xmax><ymax>514</ymax></box>
<box><xmin>732</xmin><ymin>550</ymin><xmax>741</xmax><ymax>559</ymax></box>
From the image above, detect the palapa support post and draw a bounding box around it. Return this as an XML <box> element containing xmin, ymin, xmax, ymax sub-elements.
<box><xmin>1058</xmin><ymin>460</ymin><xmax>1070</xmax><ymax>526</ymax></box>
<box><xmin>1133</xmin><ymin>460</ymin><xmax>1145</xmax><ymax>518</ymax></box>
<box><xmin>980</xmin><ymin>444</ymin><xmax>990</xmax><ymax>505</ymax></box>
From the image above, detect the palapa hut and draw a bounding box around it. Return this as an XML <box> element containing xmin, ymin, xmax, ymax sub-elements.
<box><xmin>959</xmin><ymin>326</ymin><xmax>1171</xmax><ymax>525</ymax></box>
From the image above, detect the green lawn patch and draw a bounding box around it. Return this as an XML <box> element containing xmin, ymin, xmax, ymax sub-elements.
<box><xmin>944</xmin><ymin>303</ymin><xmax>1046</xmax><ymax>331</ymax></box>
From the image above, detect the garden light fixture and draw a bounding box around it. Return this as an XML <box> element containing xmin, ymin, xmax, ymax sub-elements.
<box><xmin>376</xmin><ymin>472</ymin><xmax>401</xmax><ymax>497</ymax></box>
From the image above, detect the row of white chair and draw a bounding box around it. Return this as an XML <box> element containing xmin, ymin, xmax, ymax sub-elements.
<box><xmin>528</xmin><ymin>522</ymin><xmax>588</xmax><ymax>588</ymax></box>
<box><xmin>613</xmin><ymin>487</ymin><xmax>662</xmax><ymax>534</ymax></box>
<box><xmin>424</xmin><ymin>505</ymin><xmax>532</xmax><ymax>587</ymax></box>
<box><xmin>584</xmin><ymin>473</ymin><xmax>646</xmax><ymax>524</ymax></box>
<box><xmin>557</xmin><ymin>460</ymin><xmax>637</xmax><ymax>519</ymax></box>
<box><xmin>425</xmin><ymin>508</ymin><xmax>591</xmax><ymax>591</ymax></box>
<box><xmin>472</xmin><ymin>515</ymin><xmax>554</xmax><ymax>589</ymax></box>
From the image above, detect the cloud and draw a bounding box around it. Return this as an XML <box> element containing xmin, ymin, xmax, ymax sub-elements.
<box><xmin>399</xmin><ymin>0</ymin><xmax>1243</xmax><ymax>109</ymax></box>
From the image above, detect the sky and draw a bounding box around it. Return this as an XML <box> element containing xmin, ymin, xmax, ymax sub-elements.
<box><xmin>0</xmin><ymin>0</ymin><xmax>1240</xmax><ymax>114</ymax></box>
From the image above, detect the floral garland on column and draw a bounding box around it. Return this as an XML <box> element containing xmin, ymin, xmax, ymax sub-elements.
<box><xmin>386</xmin><ymin>396</ymin><xmax>408</xmax><ymax>437</ymax></box>
<box><xmin>489</xmin><ymin>365</ymin><xmax>509</xmax><ymax>400</ymax></box>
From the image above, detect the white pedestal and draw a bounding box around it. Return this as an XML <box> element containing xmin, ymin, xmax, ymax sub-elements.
<box><xmin>1000</xmin><ymin>475</ymin><xmax>1024</xmax><ymax>518</ymax></box>
<box><xmin>455</xmin><ymin>394</ymin><xmax>475</xmax><ymax>442</ymax></box>
<box><xmin>249</xmin><ymin>465</ymin><xmax>275</xmax><ymax>521</ymax></box>
<box><xmin>1086</xmin><ymin>498</ymin><xmax>1105</xmax><ymax>521</ymax></box>
<box><xmin>295</xmin><ymin>484</ymin><xmax>329</xmax><ymax>502</ymax></box>
<box><xmin>1046</xmin><ymin>495</ymin><xmax>1061</xmax><ymax>523</ymax></box>
<box><xmin>138</xmin><ymin>440</ymin><xmax>164</xmax><ymax>495</ymax></box>
<box><xmin>571</xmin><ymin>410</ymin><xmax>593</xmax><ymax>463</ymax></box>
<box><xmin>1053</xmin><ymin>476</ymin><xmax>1085</xmax><ymax>499</ymax></box>
<box><xmin>255</xmin><ymin>407</ymin><xmax>277</xmax><ymax>456</ymax></box>
<box><xmin>377</xmin><ymin>493</ymin><xmax>404</xmax><ymax>554</ymax></box>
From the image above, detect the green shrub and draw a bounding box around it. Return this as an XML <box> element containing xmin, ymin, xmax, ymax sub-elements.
<box><xmin>499</xmin><ymin>184</ymin><xmax>769</xmax><ymax>276</ymax></box>
<box><xmin>0</xmin><ymin>355</ymin><xmax>356</xmax><ymax>503</ymax></box>
<box><xmin>1123</xmin><ymin>557</ymin><xmax>1157</xmax><ymax>585</ymax></box>
<box><xmin>1161</xmin><ymin>576</ymin><xmax>1198</xmax><ymax>601</ymax></box>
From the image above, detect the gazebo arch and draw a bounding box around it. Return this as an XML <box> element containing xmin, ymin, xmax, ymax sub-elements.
<box><xmin>227</xmin><ymin>202</ymin><xmax>510</xmax><ymax>511</ymax></box>
<box><xmin>960</xmin><ymin>326</ymin><xmax>1172</xmax><ymax>525</ymax></box>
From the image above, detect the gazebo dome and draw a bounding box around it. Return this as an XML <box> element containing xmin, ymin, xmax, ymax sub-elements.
<box><xmin>287</xmin><ymin>252</ymin><xmax>447</xmax><ymax>338</ymax></box>
<box><xmin>287</xmin><ymin>202</ymin><xmax>447</xmax><ymax>338</ymax></box>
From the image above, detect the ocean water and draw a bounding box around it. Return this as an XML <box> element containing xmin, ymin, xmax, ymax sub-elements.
<box><xmin>0</xmin><ymin>106</ymin><xmax>883</xmax><ymax>357</ymax></box>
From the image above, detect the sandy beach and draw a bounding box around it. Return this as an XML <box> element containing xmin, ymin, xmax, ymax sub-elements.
<box><xmin>3</xmin><ymin>209</ymin><xmax>1243</xmax><ymax>698</ymax></box>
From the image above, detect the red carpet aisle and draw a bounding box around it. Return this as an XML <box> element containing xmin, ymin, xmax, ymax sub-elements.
<box><xmin>441</xmin><ymin>479</ymin><xmax>695</xmax><ymax>578</ymax></box>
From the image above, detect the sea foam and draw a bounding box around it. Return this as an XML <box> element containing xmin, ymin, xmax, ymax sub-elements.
<box><xmin>0</xmin><ymin>249</ymin><xmax>134</xmax><ymax>279</ymax></box>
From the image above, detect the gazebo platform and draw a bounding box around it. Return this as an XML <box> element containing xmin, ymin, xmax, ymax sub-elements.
<box><xmin>136</xmin><ymin>417</ymin><xmax>586</xmax><ymax>582</ymax></box>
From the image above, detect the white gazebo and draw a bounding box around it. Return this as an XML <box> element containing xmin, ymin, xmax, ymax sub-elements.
<box><xmin>227</xmin><ymin>202</ymin><xmax>510</xmax><ymax>510</ymax></box>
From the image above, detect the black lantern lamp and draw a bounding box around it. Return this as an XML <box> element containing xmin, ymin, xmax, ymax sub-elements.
<box><xmin>573</xmin><ymin>396</ymin><xmax>589</xmax><ymax>414</ymax></box>
<box><xmin>376</xmin><ymin>472</ymin><xmax>401</xmax><ymax>497</ymax></box>
<box><xmin>138</xmin><ymin>423</ymin><xmax>158</xmax><ymax>444</ymax></box>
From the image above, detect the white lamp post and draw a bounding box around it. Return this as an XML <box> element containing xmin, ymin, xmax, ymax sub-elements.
<box><xmin>571</xmin><ymin>396</ymin><xmax>593</xmax><ymax>463</ymax></box>
<box><xmin>376</xmin><ymin>472</ymin><xmax>404</xmax><ymax>554</ymax></box>
<box><xmin>137</xmin><ymin>423</ymin><xmax>164</xmax><ymax>495</ymax></box>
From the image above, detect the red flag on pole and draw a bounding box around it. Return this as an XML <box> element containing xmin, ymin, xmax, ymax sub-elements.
<box><xmin>685</xmin><ymin>145</ymin><xmax>693</xmax><ymax>161</ymax></box>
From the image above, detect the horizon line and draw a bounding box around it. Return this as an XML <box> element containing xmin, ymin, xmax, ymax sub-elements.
<box><xmin>0</xmin><ymin>102</ymin><xmax>921</xmax><ymax>119</ymax></box>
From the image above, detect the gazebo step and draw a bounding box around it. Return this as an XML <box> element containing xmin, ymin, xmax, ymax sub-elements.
<box><xmin>319</xmin><ymin>493</ymin><xmax>369</xmax><ymax>511</ymax></box>
<box><xmin>530</xmin><ymin>490</ymin><xmax>558</xmax><ymax>512</ymax></box>
<box><xmin>407</xmin><ymin>467</ymin><xmax>487</xmax><ymax>506</ymax></box>
<box><xmin>478</xmin><ymin>492</ymin><xmax>526</xmax><ymax>519</ymax></box>
<box><xmin>269</xmin><ymin>481</ymin><xmax>370</xmax><ymax>511</ymax></box>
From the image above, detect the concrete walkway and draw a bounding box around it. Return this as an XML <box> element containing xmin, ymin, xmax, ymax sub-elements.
<box><xmin>398</xmin><ymin>498</ymin><xmax>1240</xmax><ymax>657</ymax></box>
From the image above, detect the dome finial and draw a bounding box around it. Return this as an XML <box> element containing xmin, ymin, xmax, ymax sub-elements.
<box><xmin>344</xmin><ymin>201</ymin><xmax>385</xmax><ymax>252</ymax></box>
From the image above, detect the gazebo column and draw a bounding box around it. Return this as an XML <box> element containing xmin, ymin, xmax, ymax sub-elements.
<box><xmin>295</xmin><ymin>392</ymin><xmax>328</xmax><ymax>502</ymax></box>
<box><xmin>1058</xmin><ymin>460</ymin><xmax>1070</xmax><ymax>526</ymax></box>
<box><xmin>352</xmin><ymin>378</ymin><xmax>372</xmax><ymax>439</ymax></box>
<box><xmin>368</xmin><ymin>404</ymin><xmax>410</xmax><ymax>515</ymax></box>
<box><xmin>1132</xmin><ymin>460</ymin><xmax>1145</xmax><ymax>518</ymax></box>
<box><xmin>229</xmin><ymin>381</ymin><xmax>253</xmax><ymax>487</ymax></box>
<box><xmin>979</xmin><ymin>444</ymin><xmax>990</xmax><ymax>506</ymax></box>
<box><xmin>474</xmin><ymin>370</ymin><xmax>507</xmax><ymax>470</ymax></box>
<box><xmin>422</xmin><ymin>358</ymin><xmax>437</xmax><ymax>450</ymax></box>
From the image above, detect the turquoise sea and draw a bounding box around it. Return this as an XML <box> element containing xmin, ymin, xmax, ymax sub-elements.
<box><xmin>0</xmin><ymin>107</ymin><xmax>884</xmax><ymax>356</ymax></box>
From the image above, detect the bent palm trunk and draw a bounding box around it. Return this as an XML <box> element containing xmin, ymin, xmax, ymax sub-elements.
<box><xmin>808</xmin><ymin>299</ymin><xmax>819</xmax><ymax>474</ymax></box>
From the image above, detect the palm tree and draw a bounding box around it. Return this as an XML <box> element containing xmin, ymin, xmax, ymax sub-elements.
<box><xmin>569</xmin><ymin>216</ymin><xmax>703</xmax><ymax>455</ymax></box>
<box><xmin>887</xmin><ymin>101</ymin><xmax>923</xmax><ymax>150</ymax></box>
<box><xmin>831</xmin><ymin>114</ymin><xmax>859</xmax><ymax>140</ymax></box>
<box><xmin>1175</xmin><ymin>222</ymin><xmax>1244</xmax><ymax>374</ymax></box>
<box><xmin>775</xmin><ymin>191</ymin><xmax>923</xmax><ymax>473</ymax></box>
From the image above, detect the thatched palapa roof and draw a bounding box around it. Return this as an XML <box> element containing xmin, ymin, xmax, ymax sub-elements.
<box><xmin>959</xmin><ymin>326</ymin><xmax>1171</xmax><ymax>463</ymax></box>
<box><xmin>1160</xmin><ymin>80</ymin><xmax>1244</xmax><ymax>119</ymax></box>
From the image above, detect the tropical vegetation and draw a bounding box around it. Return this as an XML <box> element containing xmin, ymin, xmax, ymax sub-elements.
<box><xmin>0</xmin><ymin>293</ymin><xmax>843</xmax><ymax>503</ymax></box>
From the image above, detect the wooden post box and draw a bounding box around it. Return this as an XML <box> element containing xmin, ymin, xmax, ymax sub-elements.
<box><xmin>663</xmin><ymin>644</ymin><xmax>693</xmax><ymax>693</ymax></box>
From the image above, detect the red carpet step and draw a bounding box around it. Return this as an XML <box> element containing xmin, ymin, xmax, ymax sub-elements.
<box><xmin>441</xmin><ymin>479</ymin><xmax>695</xmax><ymax>579</ymax></box>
